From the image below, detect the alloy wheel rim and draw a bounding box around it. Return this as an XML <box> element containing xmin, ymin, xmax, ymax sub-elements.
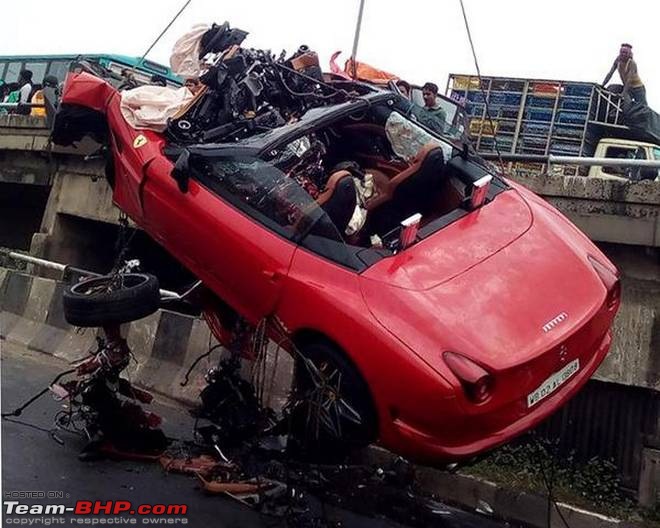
<box><xmin>298</xmin><ymin>357</ymin><xmax>363</xmax><ymax>440</ymax></box>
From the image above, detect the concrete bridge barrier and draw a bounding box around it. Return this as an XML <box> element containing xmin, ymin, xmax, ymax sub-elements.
<box><xmin>0</xmin><ymin>266</ymin><xmax>294</xmax><ymax>409</ymax></box>
<box><xmin>0</xmin><ymin>266</ymin><xmax>212</xmax><ymax>402</ymax></box>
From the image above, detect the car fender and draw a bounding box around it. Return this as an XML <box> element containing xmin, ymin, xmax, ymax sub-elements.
<box><xmin>276</xmin><ymin>248</ymin><xmax>458</xmax><ymax>443</ymax></box>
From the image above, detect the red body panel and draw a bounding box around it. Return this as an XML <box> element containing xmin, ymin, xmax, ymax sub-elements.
<box><xmin>362</xmin><ymin>188</ymin><xmax>533</xmax><ymax>290</ymax></box>
<box><xmin>139</xmin><ymin>161</ymin><xmax>296</xmax><ymax>321</ymax></box>
<box><xmin>57</xmin><ymin>74</ymin><xmax>621</xmax><ymax>461</ymax></box>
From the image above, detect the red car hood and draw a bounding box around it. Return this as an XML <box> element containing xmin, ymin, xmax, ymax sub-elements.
<box><xmin>360</xmin><ymin>194</ymin><xmax>606</xmax><ymax>371</ymax></box>
<box><xmin>363</xmin><ymin>189</ymin><xmax>533</xmax><ymax>291</ymax></box>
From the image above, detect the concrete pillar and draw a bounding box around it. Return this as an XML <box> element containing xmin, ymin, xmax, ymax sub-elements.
<box><xmin>639</xmin><ymin>447</ymin><xmax>660</xmax><ymax>507</ymax></box>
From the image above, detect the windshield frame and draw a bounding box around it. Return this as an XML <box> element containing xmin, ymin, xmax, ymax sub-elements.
<box><xmin>178</xmin><ymin>91</ymin><xmax>470</xmax><ymax>161</ymax></box>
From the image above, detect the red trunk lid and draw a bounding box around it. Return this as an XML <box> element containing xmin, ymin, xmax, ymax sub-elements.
<box><xmin>360</xmin><ymin>191</ymin><xmax>608</xmax><ymax>370</ymax></box>
<box><xmin>362</xmin><ymin>189</ymin><xmax>532</xmax><ymax>291</ymax></box>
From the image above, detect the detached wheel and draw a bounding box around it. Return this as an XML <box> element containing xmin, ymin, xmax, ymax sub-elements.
<box><xmin>63</xmin><ymin>273</ymin><xmax>160</xmax><ymax>327</ymax></box>
<box><xmin>289</xmin><ymin>340</ymin><xmax>378</xmax><ymax>461</ymax></box>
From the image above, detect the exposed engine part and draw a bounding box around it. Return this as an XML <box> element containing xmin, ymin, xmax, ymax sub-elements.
<box><xmin>167</xmin><ymin>22</ymin><xmax>357</xmax><ymax>145</ymax></box>
<box><xmin>282</xmin><ymin>138</ymin><xmax>328</xmax><ymax>198</ymax></box>
<box><xmin>191</xmin><ymin>357</ymin><xmax>276</xmax><ymax>448</ymax></box>
<box><xmin>198</xmin><ymin>22</ymin><xmax>249</xmax><ymax>57</ymax></box>
<box><xmin>39</xmin><ymin>327</ymin><xmax>167</xmax><ymax>458</ymax></box>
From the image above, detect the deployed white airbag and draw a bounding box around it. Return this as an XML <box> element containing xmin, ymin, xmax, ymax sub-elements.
<box><xmin>169</xmin><ymin>23</ymin><xmax>211</xmax><ymax>78</ymax></box>
<box><xmin>120</xmin><ymin>86</ymin><xmax>194</xmax><ymax>132</ymax></box>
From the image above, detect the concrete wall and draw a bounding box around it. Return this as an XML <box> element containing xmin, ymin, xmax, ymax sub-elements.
<box><xmin>513</xmin><ymin>173</ymin><xmax>660</xmax><ymax>247</ymax></box>
<box><xmin>0</xmin><ymin>266</ymin><xmax>293</xmax><ymax>409</ymax></box>
<box><xmin>30</xmin><ymin>163</ymin><xmax>123</xmax><ymax>270</ymax></box>
<box><xmin>0</xmin><ymin>115</ymin><xmax>50</xmax><ymax>154</ymax></box>
<box><xmin>594</xmin><ymin>244</ymin><xmax>660</xmax><ymax>390</ymax></box>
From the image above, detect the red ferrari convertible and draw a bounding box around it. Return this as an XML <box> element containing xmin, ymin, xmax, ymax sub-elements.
<box><xmin>51</xmin><ymin>64</ymin><xmax>620</xmax><ymax>462</ymax></box>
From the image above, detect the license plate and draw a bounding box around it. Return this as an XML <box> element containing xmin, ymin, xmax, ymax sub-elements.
<box><xmin>527</xmin><ymin>359</ymin><xmax>580</xmax><ymax>408</ymax></box>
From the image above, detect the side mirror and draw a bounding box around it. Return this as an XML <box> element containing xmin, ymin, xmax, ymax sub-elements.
<box><xmin>171</xmin><ymin>150</ymin><xmax>190</xmax><ymax>193</ymax></box>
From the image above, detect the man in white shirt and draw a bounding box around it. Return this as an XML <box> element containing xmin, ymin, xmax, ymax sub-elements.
<box><xmin>17</xmin><ymin>70</ymin><xmax>33</xmax><ymax>114</ymax></box>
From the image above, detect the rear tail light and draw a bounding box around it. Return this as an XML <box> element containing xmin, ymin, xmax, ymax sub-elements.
<box><xmin>588</xmin><ymin>255</ymin><xmax>621</xmax><ymax>311</ymax></box>
<box><xmin>443</xmin><ymin>351</ymin><xmax>494</xmax><ymax>404</ymax></box>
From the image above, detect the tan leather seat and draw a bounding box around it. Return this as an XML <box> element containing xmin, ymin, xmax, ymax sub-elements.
<box><xmin>316</xmin><ymin>170</ymin><xmax>352</xmax><ymax>206</ymax></box>
<box><xmin>365</xmin><ymin>143</ymin><xmax>438</xmax><ymax>211</ymax></box>
<box><xmin>316</xmin><ymin>170</ymin><xmax>357</xmax><ymax>233</ymax></box>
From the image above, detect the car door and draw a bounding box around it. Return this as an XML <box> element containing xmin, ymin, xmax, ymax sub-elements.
<box><xmin>104</xmin><ymin>101</ymin><xmax>163</xmax><ymax>223</ymax></box>
<box><xmin>140</xmin><ymin>153</ymin><xmax>303</xmax><ymax>322</ymax></box>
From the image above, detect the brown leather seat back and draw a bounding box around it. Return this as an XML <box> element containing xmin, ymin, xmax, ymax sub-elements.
<box><xmin>316</xmin><ymin>170</ymin><xmax>352</xmax><ymax>206</ymax></box>
<box><xmin>388</xmin><ymin>143</ymin><xmax>438</xmax><ymax>189</ymax></box>
<box><xmin>365</xmin><ymin>143</ymin><xmax>438</xmax><ymax>211</ymax></box>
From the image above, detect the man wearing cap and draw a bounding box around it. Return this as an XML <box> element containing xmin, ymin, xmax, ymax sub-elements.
<box><xmin>602</xmin><ymin>43</ymin><xmax>646</xmax><ymax>105</ymax></box>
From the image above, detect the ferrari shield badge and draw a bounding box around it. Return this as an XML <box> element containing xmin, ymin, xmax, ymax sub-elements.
<box><xmin>133</xmin><ymin>134</ymin><xmax>148</xmax><ymax>149</ymax></box>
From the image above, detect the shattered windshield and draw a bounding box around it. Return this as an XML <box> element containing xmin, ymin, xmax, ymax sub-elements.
<box><xmin>191</xmin><ymin>156</ymin><xmax>335</xmax><ymax>239</ymax></box>
<box><xmin>190</xmin><ymin>154</ymin><xmax>366</xmax><ymax>269</ymax></box>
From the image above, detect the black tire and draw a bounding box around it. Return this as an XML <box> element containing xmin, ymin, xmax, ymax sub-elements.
<box><xmin>63</xmin><ymin>273</ymin><xmax>160</xmax><ymax>327</ymax></box>
<box><xmin>289</xmin><ymin>340</ymin><xmax>378</xmax><ymax>461</ymax></box>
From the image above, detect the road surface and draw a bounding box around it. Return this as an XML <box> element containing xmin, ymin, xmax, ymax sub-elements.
<box><xmin>1</xmin><ymin>342</ymin><xmax>510</xmax><ymax>527</ymax></box>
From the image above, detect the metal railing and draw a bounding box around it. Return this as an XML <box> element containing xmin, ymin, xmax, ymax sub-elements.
<box><xmin>547</xmin><ymin>156</ymin><xmax>660</xmax><ymax>168</ymax></box>
<box><xmin>590</xmin><ymin>85</ymin><xmax>625</xmax><ymax>128</ymax></box>
<box><xmin>1</xmin><ymin>250</ymin><xmax>195</xmax><ymax>301</ymax></box>
<box><xmin>482</xmin><ymin>153</ymin><xmax>660</xmax><ymax>168</ymax></box>
<box><xmin>0</xmin><ymin>103</ymin><xmax>45</xmax><ymax>109</ymax></box>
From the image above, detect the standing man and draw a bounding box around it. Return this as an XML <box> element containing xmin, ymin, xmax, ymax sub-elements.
<box><xmin>16</xmin><ymin>69</ymin><xmax>34</xmax><ymax>115</ymax></box>
<box><xmin>422</xmin><ymin>82</ymin><xmax>447</xmax><ymax>133</ymax></box>
<box><xmin>602</xmin><ymin>43</ymin><xmax>646</xmax><ymax>105</ymax></box>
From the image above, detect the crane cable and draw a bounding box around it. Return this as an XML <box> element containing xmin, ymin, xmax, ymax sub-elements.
<box><xmin>457</xmin><ymin>0</ymin><xmax>505</xmax><ymax>173</ymax></box>
<box><xmin>130</xmin><ymin>0</ymin><xmax>193</xmax><ymax>77</ymax></box>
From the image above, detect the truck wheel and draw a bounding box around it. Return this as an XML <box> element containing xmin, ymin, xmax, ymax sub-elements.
<box><xmin>288</xmin><ymin>340</ymin><xmax>378</xmax><ymax>461</ymax></box>
<box><xmin>63</xmin><ymin>273</ymin><xmax>160</xmax><ymax>327</ymax></box>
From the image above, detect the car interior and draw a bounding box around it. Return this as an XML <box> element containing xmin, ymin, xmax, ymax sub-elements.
<box><xmin>265</xmin><ymin>102</ymin><xmax>500</xmax><ymax>251</ymax></box>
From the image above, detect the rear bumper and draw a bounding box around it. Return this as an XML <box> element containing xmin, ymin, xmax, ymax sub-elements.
<box><xmin>383</xmin><ymin>330</ymin><xmax>612</xmax><ymax>462</ymax></box>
